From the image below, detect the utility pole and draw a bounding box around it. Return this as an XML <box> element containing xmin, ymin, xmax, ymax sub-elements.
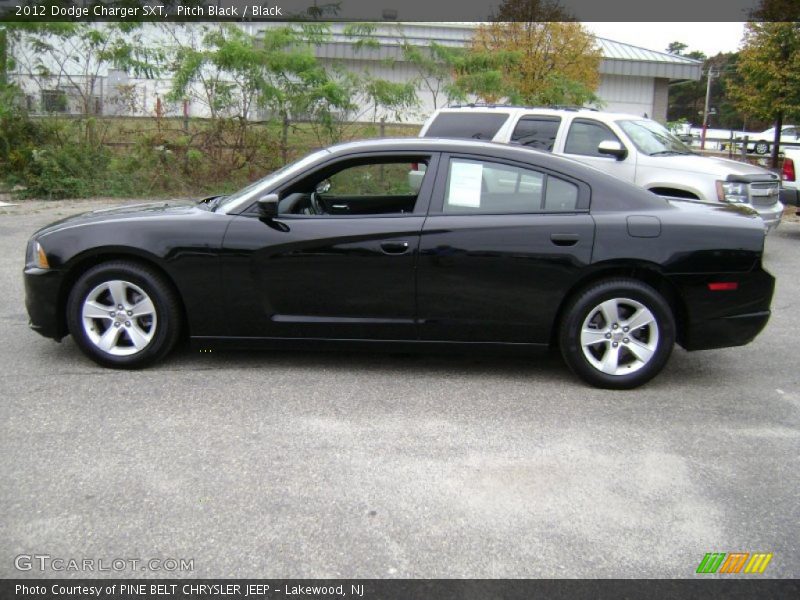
<box><xmin>700</xmin><ymin>68</ymin><xmax>715</xmax><ymax>151</ymax></box>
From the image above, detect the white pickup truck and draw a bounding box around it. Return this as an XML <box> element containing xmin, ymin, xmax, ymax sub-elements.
<box><xmin>416</xmin><ymin>106</ymin><xmax>784</xmax><ymax>232</ymax></box>
<box><xmin>780</xmin><ymin>147</ymin><xmax>800</xmax><ymax>214</ymax></box>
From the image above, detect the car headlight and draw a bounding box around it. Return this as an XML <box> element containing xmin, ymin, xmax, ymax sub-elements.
<box><xmin>716</xmin><ymin>180</ymin><xmax>749</xmax><ymax>203</ymax></box>
<box><xmin>26</xmin><ymin>239</ymin><xmax>50</xmax><ymax>269</ymax></box>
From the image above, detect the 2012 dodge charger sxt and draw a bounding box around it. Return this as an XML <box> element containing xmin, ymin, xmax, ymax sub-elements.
<box><xmin>24</xmin><ymin>138</ymin><xmax>774</xmax><ymax>388</ymax></box>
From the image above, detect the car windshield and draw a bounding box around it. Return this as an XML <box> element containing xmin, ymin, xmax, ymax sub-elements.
<box><xmin>617</xmin><ymin>119</ymin><xmax>693</xmax><ymax>156</ymax></box>
<box><xmin>216</xmin><ymin>149</ymin><xmax>330</xmax><ymax>212</ymax></box>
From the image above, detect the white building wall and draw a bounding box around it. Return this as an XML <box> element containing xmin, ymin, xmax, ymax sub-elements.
<box><xmin>595</xmin><ymin>74</ymin><xmax>655</xmax><ymax>118</ymax></box>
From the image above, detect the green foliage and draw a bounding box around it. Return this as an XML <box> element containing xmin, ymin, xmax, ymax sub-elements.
<box><xmin>667</xmin><ymin>41</ymin><xmax>688</xmax><ymax>56</ymax></box>
<box><xmin>458</xmin><ymin>20</ymin><xmax>602</xmax><ymax>106</ymax></box>
<box><xmin>0</xmin><ymin>85</ymin><xmax>44</xmax><ymax>181</ymax></box>
<box><xmin>393</xmin><ymin>36</ymin><xmax>467</xmax><ymax>110</ymax></box>
<box><xmin>523</xmin><ymin>73</ymin><xmax>604</xmax><ymax>108</ymax></box>
<box><xmin>20</xmin><ymin>142</ymin><xmax>111</xmax><ymax>199</ymax></box>
<box><xmin>666</xmin><ymin>47</ymin><xmax>760</xmax><ymax>130</ymax></box>
<box><xmin>666</xmin><ymin>118</ymin><xmax>690</xmax><ymax>134</ymax></box>
<box><xmin>1</xmin><ymin>21</ymin><xmax>433</xmax><ymax>199</ymax></box>
<box><xmin>329</xmin><ymin>163</ymin><xmax>413</xmax><ymax>196</ymax></box>
<box><xmin>729</xmin><ymin>22</ymin><xmax>800</xmax><ymax>124</ymax></box>
<box><xmin>17</xmin><ymin>23</ymin><xmax>164</xmax><ymax>118</ymax></box>
<box><xmin>451</xmin><ymin>50</ymin><xmax>522</xmax><ymax>103</ymax></box>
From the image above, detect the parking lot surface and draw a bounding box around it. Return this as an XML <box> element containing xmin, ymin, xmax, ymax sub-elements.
<box><xmin>1</xmin><ymin>199</ymin><xmax>798</xmax><ymax>578</ymax></box>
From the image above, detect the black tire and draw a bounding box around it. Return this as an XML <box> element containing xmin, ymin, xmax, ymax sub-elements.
<box><xmin>755</xmin><ymin>141</ymin><xmax>770</xmax><ymax>155</ymax></box>
<box><xmin>66</xmin><ymin>261</ymin><xmax>182</xmax><ymax>368</ymax></box>
<box><xmin>559</xmin><ymin>278</ymin><xmax>675</xmax><ymax>389</ymax></box>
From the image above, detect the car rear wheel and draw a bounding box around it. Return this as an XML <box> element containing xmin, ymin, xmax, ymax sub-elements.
<box><xmin>755</xmin><ymin>141</ymin><xmax>770</xmax><ymax>155</ymax></box>
<box><xmin>559</xmin><ymin>278</ymin><xmax>675</xmax><ymax>389</ymax></box>
<box><xmin>66</xmin><ymin>261</ymin><xmax>182</xmax><ymax>368</ymax></box>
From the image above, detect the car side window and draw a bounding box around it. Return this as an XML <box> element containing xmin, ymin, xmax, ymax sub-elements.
<box><xmin>511</xmin><ymin>116</ymin><xmax>562</xmax><ymax>152</ymax></box>
<box><xmin>564</xmin><ymin>119</ymin><xmax>622</xmax><ymax>157</ymax></box>
<box><xmin>443</xmin><ymin>158</ymin><xmax>578</xmax><ymax>214</ymax></box>
<box><xmin>279</xmin><ymin>157</ymin><xmax>429</xmax><ymax>216</ymax></box>
<box><xmin>327</xmin><ymin>163</ymin><xmax>413</xmax><ymax>197</ymax></box>
<box><xmin>544</xmin><ymin>177</ymin><xmax>579</xmax><ymax>211</ymax></box>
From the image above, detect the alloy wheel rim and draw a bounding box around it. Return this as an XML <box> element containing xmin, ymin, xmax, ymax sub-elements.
<box><xmin>579</xmin><ymin>297</ymin><xmax>659</xmax><ymax>376</ymax></box>
<box><xmin>81</xmin><ymin>280</ymin><xmax>157</xmax><ymax>356</ymax></box>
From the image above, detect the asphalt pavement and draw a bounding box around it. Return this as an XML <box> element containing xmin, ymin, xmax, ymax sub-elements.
<box><xmin>1</xmin><ymin>199</ymin><xmax>798</xmax><ymax>579</ymax></box>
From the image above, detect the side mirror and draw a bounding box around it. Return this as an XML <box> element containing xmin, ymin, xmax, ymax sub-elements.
<box><xmin>598</xmin><ymin>140</ymin><xmax>628</xmax><ymax>160</ymax></box>
<box><xmin>257</xmin><ymin>193</ymin><xmax>280</xmax><ymax>218</ymax></box>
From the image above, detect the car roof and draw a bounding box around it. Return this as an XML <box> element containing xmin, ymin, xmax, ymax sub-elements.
<box><xmin>326</xmin><ymin>136</ymin><xmax>511</xmax><ymax>155</ymax></box>
<box><xmin>431</xmin><ymin>106</ymin><xmax>646</xmax><ymax>121</ymax></box>
<box><xmin>324</xmin><ymin>137</ymin><xmax>594</xmax><ymax>171</ymax></box>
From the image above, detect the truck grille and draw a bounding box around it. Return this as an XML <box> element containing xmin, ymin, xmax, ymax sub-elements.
<box><xmin>749</xmin><ymin>182</ymin><xmax>780</xmax><ymax>206</ymax></box>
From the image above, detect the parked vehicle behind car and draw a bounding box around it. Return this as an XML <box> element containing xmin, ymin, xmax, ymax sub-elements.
<box><xmin>780</xmin><ymin>146</ymin><xmax>800</xmax><ymax>214</ymax></box>
<box><xmin>24</xmin><ymin>138</ymin><xmax>774</xmax><ymax>389</ymax></box>
<box><xmin>416</xmin><ymin>106</ymin><xmax>783</xmax><ymax>232</ymax></box>
<box><xmin>747</xmin><ymin>125</ymin><xmax>799</xmax><ymax>155</ymax></box>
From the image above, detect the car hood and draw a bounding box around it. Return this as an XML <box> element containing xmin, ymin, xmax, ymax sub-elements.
<box><xmin>645</xmin><ymin>154</ymin><xmax>779</xmax><ymax>181</ymax></box>
<box><xmin>33</xmin><ymin>200</ymin><xmax>199</xmax><ymax>237</ymax></box>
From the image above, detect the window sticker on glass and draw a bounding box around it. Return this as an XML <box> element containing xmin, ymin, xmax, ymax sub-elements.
<box><xmin>447</xmin><ymin>160</ymin><xmax>484</xmax><ymax>208</ymax></box>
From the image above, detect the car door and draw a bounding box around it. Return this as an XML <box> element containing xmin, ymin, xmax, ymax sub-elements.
<box><xmin>560</xmin><ymin>117</ymin><xmax>637</xmax><ymax>183</ymax></box>
<box><xmin>417</xmin><ymin>154</ymin><xmax>595</xmax><ymax>344</ymax></box>
<box><xmin>220</xmin><ymin>153</ymin><xmax>439</xmax><ymax>340</ymax></box>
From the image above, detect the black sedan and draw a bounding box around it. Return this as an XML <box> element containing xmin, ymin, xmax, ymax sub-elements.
<box><xmin>24</xmin><ymin>138</ymin><xmax>774</xmax><ymax>388</ymax></box>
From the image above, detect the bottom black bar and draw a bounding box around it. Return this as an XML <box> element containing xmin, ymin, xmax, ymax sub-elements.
<box><xmin>1</xmin><ymin>579</ymin><xmax>799</xmax><ymax>600</ymax></box>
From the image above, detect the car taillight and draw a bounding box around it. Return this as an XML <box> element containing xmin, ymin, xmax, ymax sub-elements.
<box><xmin>782</xmin><ymin>158</ymin><xmax>795</xmax><ymax>182</ymax></box>
<box><xmin>708</xmin><ymin>282</ymin><xmax>738</xmax><ymax>291</ymax></box>
<box><xmin>411</xmin><ymin>162</ymin><xmax>419</xmax><ymax>171</ymax></box>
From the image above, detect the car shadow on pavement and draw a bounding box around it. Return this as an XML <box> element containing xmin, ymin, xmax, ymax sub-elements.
<box><xmin>32</xmin><ymin>333</ymin><xmax>712</xmax><ymax>392</ymax></box>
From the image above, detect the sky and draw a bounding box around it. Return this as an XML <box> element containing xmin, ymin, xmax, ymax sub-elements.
<box><xmin>585</xmin><ymin>22</ymin><xmax>746</xmax><ymax>57</ymax></box>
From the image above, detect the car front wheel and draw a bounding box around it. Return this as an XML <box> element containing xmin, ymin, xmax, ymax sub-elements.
<box><xmin>559</xmin><ymin>278</ymin><xmax>675</xmax><ymax>389</ymax></box>
<box><xmin>66</xmin><ymin>261</ymin><xmax>182</xmax><ymax>368</ymax></box>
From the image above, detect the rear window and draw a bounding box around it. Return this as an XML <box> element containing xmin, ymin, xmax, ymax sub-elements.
<box><xmin>424</xmin><ymin>112</ymin><xmax>510</xmax><ymax>140</ymax></box>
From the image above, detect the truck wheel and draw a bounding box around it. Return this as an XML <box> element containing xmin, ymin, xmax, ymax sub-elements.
<box><xmin>755</xmin><ymin>141</ymin><xmax>770</xmax><ymax>155</ymax></box>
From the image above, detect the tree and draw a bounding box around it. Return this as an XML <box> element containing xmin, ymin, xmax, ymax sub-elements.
<box><xmin>397</xmin><ymin>35</ymin><xmax>465</xmax><ymax>111</ymax></box>
<box><xmin>665</xmin><ymin>44</ymin><xmax>707</xmax><ymax>126</ymax></box>
<box><xmin>729</xmin><ymin>19</ymin><xmax>800</xmax><ymax>166</ymax></box>
<box><xmin>451</xmin><ymin>49</ymin><xmax>522</xmax><ymax>104</ymax></box>
<box><xmin>667</xmin><ymin>41</ymin><xmax>689</xmax><ymax>56</ymax></box>
<box><xmin>459</xmin><ymin>19</ymin><xmax>602</xmax><ymax>106</ymax></box>
<box><xmin>492</xmin><ymin>0</ymin><xmax>571</xmax><ymax>21</ymax></box>
<box><xmin>166</xmin><ymin>24</ymin><xmax>341</xmax><ymax>169</ymax></box>
<box><xmin>666</xmin><ymin>41</ymin><xmax>706</xmax><ymax>61</ymax></box>
<box><xmin>665</xmin><ymin>44</ymin><xmax>762</xmax><ymax>132</ymax></box>
<box><xmin>18</xmin><ymin>23</ymin><xmax>161</xmax><ymax>119</ymax></box>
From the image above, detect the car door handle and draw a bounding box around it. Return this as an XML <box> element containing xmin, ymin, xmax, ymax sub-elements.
<box><xmin>380</xmin><ymin>241</ymin><xmax>410</xmax><ymax>255</ymax></box>
<box><xmin>550</xmin><ymin>233</ymin><xmax>580</xmax><ymax>246</ymax></box>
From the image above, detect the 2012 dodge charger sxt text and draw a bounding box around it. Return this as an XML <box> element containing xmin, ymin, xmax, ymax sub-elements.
<box><xmin>24</xmin><ymin>139</ymin><xmax>775</xmax><ymax>388</ymax></box>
